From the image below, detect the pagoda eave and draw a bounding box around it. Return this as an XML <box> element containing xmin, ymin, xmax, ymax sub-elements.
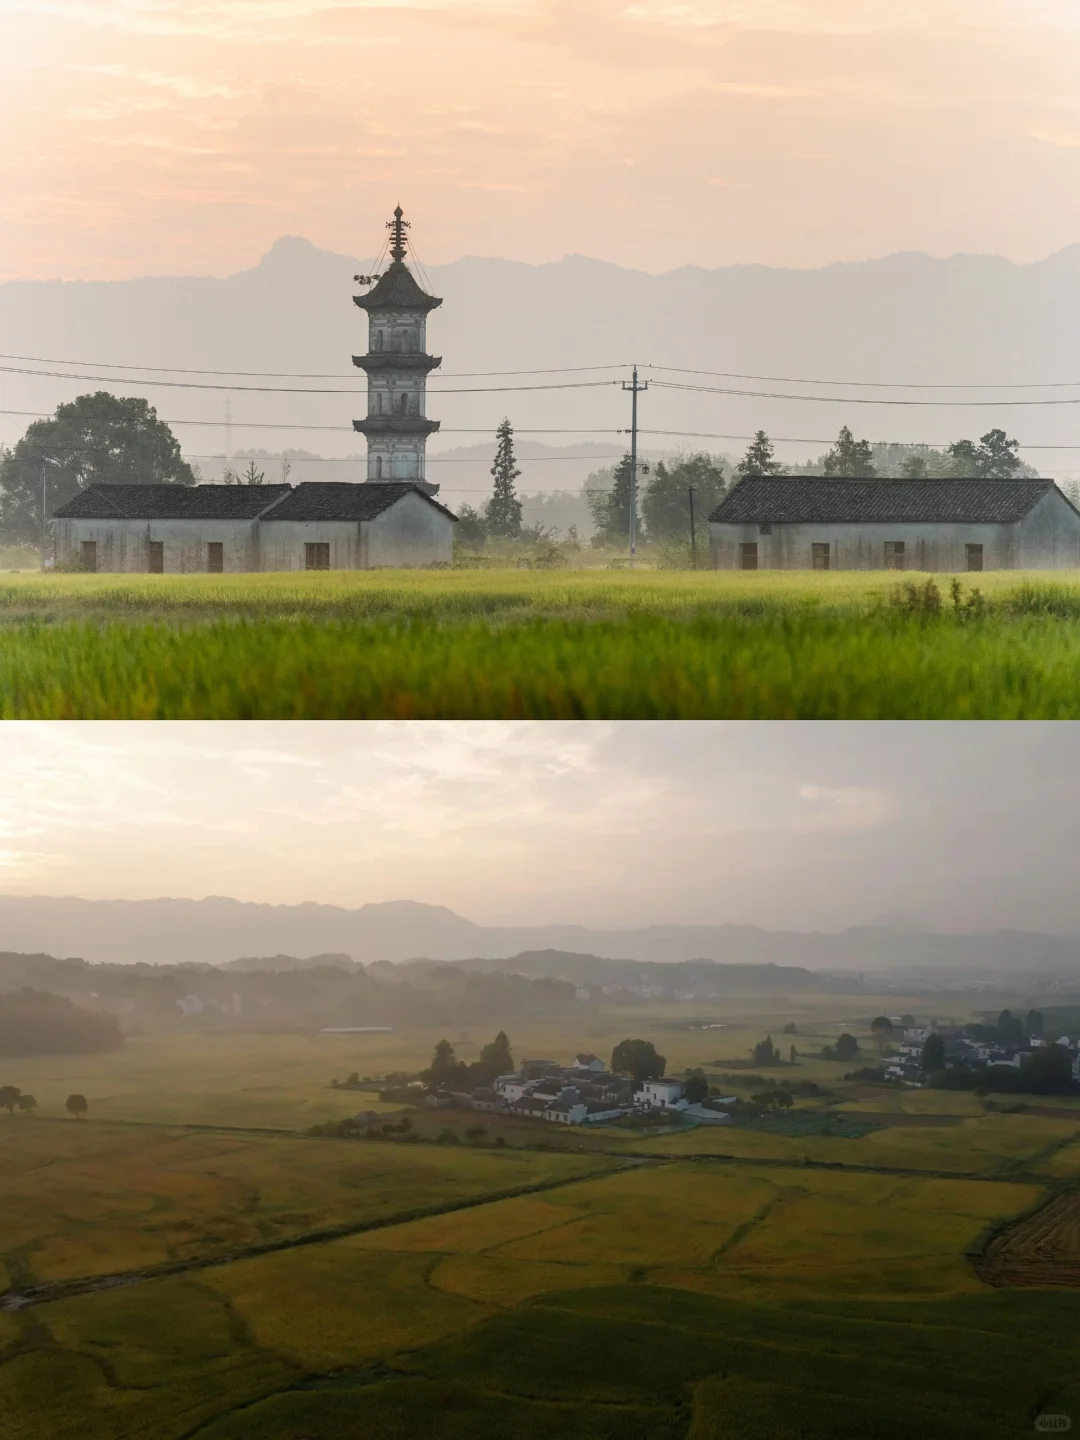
<box><xmin>354</xmin><ymin>293</ymin><xmax>443</xmax><ymax>315</ymax></box>
<box><xmin>352</xmin><ymin>353</ymin><xmax>442</xmax><ymax>373</ymax></box>
<box><xmin>353</xmin><ymin>418</ymin><xmax>442</xmax><ymax>437</ymax></box>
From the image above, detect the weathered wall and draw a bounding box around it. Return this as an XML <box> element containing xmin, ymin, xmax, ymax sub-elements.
<box><xmin>258</xmin><ymin>520</ymin><xmax>363</xmax><ymax>571</ymax></box>
<box><xmin>53</xmin><ymin>518</ymin><xmax>259</xmax><ymax>573</ymax></box>
<box><xmin>362</xmin><ymin>491</ymin><xmax>453</xmax><ymax>567</ymax></box>
<box><xmin>709</xmin><ymin>505</ymin><xmax>1080</xmax><ymax>571</ymax></box>
<box><xmin>261</xmin><ymin>496</ymin><xmax>453</xmax><ymax>570</ymax></box>
<box><xmin>1014</xmin><ymin>490</ymin><xmax>1080</xmax><ymax>567</ymax></box>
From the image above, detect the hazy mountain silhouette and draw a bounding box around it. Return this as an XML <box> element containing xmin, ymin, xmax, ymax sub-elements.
<box><xmin>4</xmin><ymin>238</ymin><xmax>1080</xmax><ymax>501</ymax></box>
<box><xmin>0</xmin><ymin>894</ymin><xmax>1075</xmax><ymax>973</ymax></box>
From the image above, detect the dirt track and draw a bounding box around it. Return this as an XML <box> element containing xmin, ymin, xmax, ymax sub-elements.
<box><xmin>974</xmin><ymin>1191</ymin><xmax>1080</xmax><ymax>1289</ymax></box>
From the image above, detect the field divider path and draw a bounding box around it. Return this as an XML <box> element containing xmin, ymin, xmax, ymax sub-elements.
<box><xmin>0</xmin><ymin>1155</ymin><xmax>660</xmax><ymax>1314</ymax></box>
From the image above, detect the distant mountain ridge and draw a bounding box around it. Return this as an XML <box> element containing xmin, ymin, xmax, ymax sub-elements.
<box><xmin>0</xmin><ymin>895</ymin><xmax>1075</xmax><ymax>973</ymax></box>
<box><xmin>3</xmin><ymin>237</ymin><xmax>1080</xmax><ymax>497</ymax></box>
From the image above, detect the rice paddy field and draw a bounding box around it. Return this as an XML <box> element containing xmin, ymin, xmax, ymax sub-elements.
<box><xmin>7</xmin><ymin>567</ymin><xmax>1080</xmax><ymax>716</ymax></box>
<box><xmin>5</xmin><ymin>1005</ymin><xmax>1080</xmax><ymax>1438</ymax></box>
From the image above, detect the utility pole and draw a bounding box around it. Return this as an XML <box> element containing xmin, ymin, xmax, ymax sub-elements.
<box><xmin>622</xmin><ymin>365</ymin><xmax>648</xmax><ymax>557</ymax></box>
<box><xmin>688</xmin><ymin>485</ymin><xmax>697</xmax><ymax>569</ymax></box>
<box><xmin>41</xmin><ymin>460</ymin><xmax>47</xmax><ymax>571</ymax></box>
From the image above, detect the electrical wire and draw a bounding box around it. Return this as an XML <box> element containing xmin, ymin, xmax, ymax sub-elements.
<box><xmin>0</xmin><ymin>353</ymin><xmax>630</xmax><ymax>380</ymax></box>
<box><xmin>650</xmin><ymin>379</ymin><xmax>1080</xmax><ymax>408</ymax></box>
<box><xmin>645</xmin><ymin>364</ymin><xmax>1080</xmax><ymax>392</ymax></box>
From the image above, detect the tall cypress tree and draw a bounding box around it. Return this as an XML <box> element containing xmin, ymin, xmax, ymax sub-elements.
<box><xmin>486</xmin><ymin>418</ymin><xmax>523</xmax><ymax>538</ymax></box>
<box><xmin>736</xmin><ymin>430</ymin><xmax>782</xmax><ymax>478</ymax></box>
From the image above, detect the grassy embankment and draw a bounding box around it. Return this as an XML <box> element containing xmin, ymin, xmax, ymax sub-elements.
<box><xmin>4</xmin><ymin>568</ymin><xmax>1080</xmax><ymax>715</ymax></box>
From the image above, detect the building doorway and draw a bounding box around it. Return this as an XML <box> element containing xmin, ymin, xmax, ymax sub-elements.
<box><xmin>305</xmin><ymin>543</ymin><xmax>330</xmax><ymax>571</ymax></box>
<box><xmin>148</xmin><ymin>541</ymin><xmax>164</xmax><ymax>574</ymax></box>
<box><xmin>739</xmin><ymin>542</ymin><xmax>758</xmax><ymax>571</ymax></box>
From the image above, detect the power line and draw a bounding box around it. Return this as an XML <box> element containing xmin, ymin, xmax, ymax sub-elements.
<box><xmin>650</xmin><ymin>379</ymin><xmax>1080</xmax><ymax>409</ymax></box>
<box><xmin>0</xmin><ymin>353</ymin><xmax>628</xmax><ymax>380</ymax></box>
<box><xmin>646</xmin><ymin>364</ymin><xmax>1080</xmax><ymax>392</ymax></box>
<box><xmin>4</xmin><ymin>406</ymin><xmax>1080</xmax><ymax>451</ymax></box>
<box><xmin>0</xmin><ymin>363</ymin><xmax>620</xmax><ymax>396</ymax></box>
<box><xmin>11</xmin><ymin>350</ymin><xmax>1080</xmax><ymax>392</ymax></box>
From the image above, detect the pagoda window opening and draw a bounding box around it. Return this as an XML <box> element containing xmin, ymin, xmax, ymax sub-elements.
<box><xmin>374</xmin><ymin>330</ymin><xmax>385</xmax><ymax>352</ymax></box>
<box><xmin>374</xmin><ymin>456</ymin><xmax>384</xmax><ymax>479</ymax></box>
<box><xmin>398</xmin><ymin>392</ymin><xmax>410</xmax><ymax>416</ymax></box>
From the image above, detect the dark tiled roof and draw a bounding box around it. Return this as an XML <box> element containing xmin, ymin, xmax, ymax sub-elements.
<box><xmin>53</xmin><ymin>484</ymin><xmax>292</xmax><ymax>521</ymax></box>
<box><xmin>263</xmin><ymin>482</ymin><xmax>457</xmax><ymax>523</ymax></box>
<box><xmin>354</xmin><ymin>261</ymin><xmax>442</xmax><ymax>314</ymax></box>
<box><xmin>710</xmin><ymin>477</ymin><xmax>1057</xmax><ymax>526</ymax></box>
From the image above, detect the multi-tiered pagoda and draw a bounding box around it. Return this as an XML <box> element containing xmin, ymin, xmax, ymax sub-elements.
<box><xmin>353</xmin><ymin>207</ymin><xmax>442</xmax><ymax>493</ymax></box>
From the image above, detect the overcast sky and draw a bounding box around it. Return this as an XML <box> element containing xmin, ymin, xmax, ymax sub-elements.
<box><xmin>0</xmin><ymin>720</ymin><xmax>1075</xmax><ymax>934</ymax></box>
<box><xmin>3</xmin><ymin>2</ymin><xmax>1080</xmax><ymax>279</ymax></box>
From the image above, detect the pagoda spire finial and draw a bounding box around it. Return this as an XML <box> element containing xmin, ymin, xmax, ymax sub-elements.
<box><xmin>388</xmin><ymin>204</ymin><xmax>409</xmax><ymax>264</ymax></box>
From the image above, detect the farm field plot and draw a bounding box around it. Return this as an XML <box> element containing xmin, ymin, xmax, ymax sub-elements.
<box><xmin>0</xmin><ymin>1120</ymin><xmax>618</xmax><ymax>1290</ymax></box>
<box><xmin>4</xmin><ymin>569</ymin><xmax>1080</xmax><ymax>717</ymax></box>
<box><xmin>0</xmin><ymin>1150</ymin><xmax>1066</xmax><ymax>1440</ymax></box>
<box><xmin>974</xmin><ymin>1189</ymin><xmax>1080</xmax><ymax>1288</ymax></box>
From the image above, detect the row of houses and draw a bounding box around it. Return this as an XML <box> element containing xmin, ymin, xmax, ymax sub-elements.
<box><xmin>885</xmin><ymin>1024</ymin><xmax>1080</xmax><ymax>1083</ymax></box>
<box><xmin>426</xmin><ymin>1052</ymin><xmax>734</xmax><ymax>1127</ymax></box>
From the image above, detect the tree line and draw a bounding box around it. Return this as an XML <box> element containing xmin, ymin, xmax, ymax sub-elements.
<box><xmin>0</xmin><ymin>1085</ymin><xmax>89</xmax><ymax>1117</ymax></box>
<box><xmin>0</xmin><ymin>990</ymin><xmax>123</xmax><ymax>1058</ymax></box>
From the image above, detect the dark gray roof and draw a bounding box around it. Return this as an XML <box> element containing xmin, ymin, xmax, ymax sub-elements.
<box><xmin>354</xmin><ymin>261</ymin><xmax>442</xmax><ymax>314</ymax></box>
<box><xmin>262</xmin><ymin>482</ymin><xmax>456</xmax><ymax>523</ymax></box>
<box><xmin>710</xmin><ymin>477</ymin><xmax>1058</xmax><ymax>526</ymax></box>
<box><xmin>53</xmin><ymin>484</ymin><xmax>291</xmax><ymax>521</ymax></box>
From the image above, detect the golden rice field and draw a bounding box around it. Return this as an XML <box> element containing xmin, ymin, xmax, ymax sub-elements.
<box><xmin>3</xmin><ymin>1129</ymin><xmax>1072</xmax><ymax>1440</ymax></box>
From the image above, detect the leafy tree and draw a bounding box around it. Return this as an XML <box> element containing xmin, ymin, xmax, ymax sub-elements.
<box><xmin>823</xmin><ymin>426</ymin><xmax>876</xmax><ymax>477</ymax></box>
<box><xmin>947</xmin><ymin>429</ymin><xmax>1022</xmax><ymax>479</ymax></box>
<box><xmin>0</xmin><ymin>1085</ymin><xmax>20</xmax><ymax>1113</ymax></box>
<box><xmin>588</xmin><ymin>454</ymin><xmax>639</xmax><ymax>545</ymax></box>
<box><xmin>227</xmin><ymin>460</ymin><xmax>266</xmax><ymax>486</ymax></box>
<box><xmin>736</xmin><ymin>430</ymin><xmax>782</xmax><ymax>478</ymax></box>
<box><xmin>465</xmin><ymin>1125</ymin><xmax>488</xmax><ymax>1142</ymax></box>
<box><xmin>900</xmin><ymin>1014</ymin><xmax>915</xmax><ymax>1027</ymax></box>
<box><xmin>996</xmin><ymin>1009</ymin><xmax>1024</xmax><ymax>1046</ymax></box>
<box><xmin>454</xmin><ymin>504</ymin><xmax>488</xmax><ymax>551</ymax></box>
<box><xmin>611</xmin><ymin>1038</ymin><xmax>666</xmax><ymax>1084</ymax></box>
<box><xmin>901</xmin><ymin>454</ymin><xmax>929</xmax><ymax>478</ymax></box>
<box><xmin>789</xmin><ymin>1045</ymin><xmax>798</xmax><ymax>1065</ymax></box>
<box><xmin>782</xmin><ymin>1022</ymin><xmax>798</xmax><ymax>1034</ymax></box>
<box><xmin>65</xmin><ymin>1093</ymin><xmax>88</xmax><ymax>1120</ymax></box>
<box><xmin>478</xmin><ymin>1029</ymin><xmax>513</xmax><ymax>1079</ymax></box>
<box><xmin>870</xmin><ymin>1016</ymin><xmax>894</xmax><ymax>1051</ymax></box>
<box><xmin>774</xmin><ymin>1090</ymin><xmax>794</xmax><ymax>1110</ymax></box>
<box><xmin>485</xmin><ymin>418</ymin><xmax>523</xmax><ymax>538</ymax></box>
<box><xmin>16</xmin><ymin>1094</ymin><xmax>36</xmax><ymax>1114</ymax></box>
<box><xmin>1026</xmin><ymin>1010</ymin><xmax>1045</xmax><ymax>1040</ymax></box>
<box><xmin>752</xmin><ymin>1035</ymin><xmax>776</xmax><ymax>1065</ymax></box>
<box><xmin>684</xmin><ymin>1074</ymin><xmax>709</xmax><ymax>1104</ymax></box>
<box><xmin>642</xmin><ymin>453</ymin><xmax>727</xmax><ymax>541</ymax></box>
<box><xmin>920</xmin><ymin>1033</ymin><xmax>945</xmax><ymax>1075</ymax></box>
<box><xmin>1020</xmin><ymin>1043</ymin><xmax>1074</xmax><ymax>1093</ymax></box>
<box><xmin>0</xmin><ymin>393</ymin><xmax>194</xmax><ymax>543</ymax></box>
<box><xmin>834</xmin><ymin>1033</ymin><xmax>860</xmax><ymax>1061</ymax></box>
<box><xmin>423</xmin><ymin>1039</ymin><xmax>468</xmax><ymax>1090</ymax></box>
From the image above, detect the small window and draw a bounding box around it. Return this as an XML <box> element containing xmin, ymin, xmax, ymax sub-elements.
<box><xmin>759</xmin><ymin>524</ymin><xmax>772</xmax><ymax>536</ymax></box>
<box><xmin>399</xmin><ymin>391</ymin><xmax>409</xmax><ymax>415</ymax></box>
<box><xmin>148</xmin><ymin>541</ymin><xmax>164</xmax><ymax>574</ymax></box>
<box><xmin>884</xmin><ymin>540</ymin><xmax>905</xmax><ymax>571</ymax></box>
<box><xmin>305</xmin><ymin>542</ymin><xmax>330</xmax><ymax>571</ymax></box>
<box><xmin>740</xmin><ymin>542</ymin><xmax>758</xmax><ymax>571</ymax></box>
<box><xmin>374</xmin><ymin>330</ymin><xmax>384</xmax><ymax>352</ymax></box>
<box><xmin>965</xmin><ymin>543</ymin><xmax>983</xmax><ymax>573</ymax></box>
<box><xmin>80</xmin><ymin>540</ymin><xmax>97</xmax><ymax>573</ymax></box>
<box><xmin>374</xmin><ymin>456</ymin><xmax>383</xmax><ymax>480</ymax></box>
<box><xmin>207</xmin><ymin>542</ymin><xmax>223</xmax><ymax>573</ymax></box>
<box><xmin>812</xmin><ymin>542</ymin><xmax>830</xmax><ymax>571</ymax></box>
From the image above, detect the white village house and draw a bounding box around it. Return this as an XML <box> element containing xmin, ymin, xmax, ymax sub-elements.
<box><xmin>709</xmin><ymin>476</ymin><xmax>1080</xmax><ymax>572</ymax></box>
<box><xmin>51</xmin><ymin>208</ymin><xmax>456</xmax><ymax>573</ymax></box>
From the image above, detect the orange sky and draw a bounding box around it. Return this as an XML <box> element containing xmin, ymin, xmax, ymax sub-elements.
<box><xmin>2</xmin><ymin>1</ymin><xmax>1080</xmax><ymax>280</ymax></box>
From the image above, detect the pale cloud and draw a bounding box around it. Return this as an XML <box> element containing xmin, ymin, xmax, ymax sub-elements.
<box><xmin>2</xmin><ymin>0</ymin><xmax>1080</xmax><ymax>286</ymax></box>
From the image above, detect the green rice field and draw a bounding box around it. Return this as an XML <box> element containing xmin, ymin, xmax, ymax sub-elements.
<box><xmin>5</xmin><ymin>567</ymin><xmax>1080</xmax><ymax>717</ymax></box>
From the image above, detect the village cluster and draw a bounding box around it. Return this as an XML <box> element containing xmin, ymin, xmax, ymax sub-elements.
<box><xmin>884</xmin><ymin>1021</ymin><xmax>1080</xmax><ymax>1084</ymax></box>
<box><xmin>426</xmin><ymin>1053</ymin><xmax>735</xmax><ymax>1127</ymax></box>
